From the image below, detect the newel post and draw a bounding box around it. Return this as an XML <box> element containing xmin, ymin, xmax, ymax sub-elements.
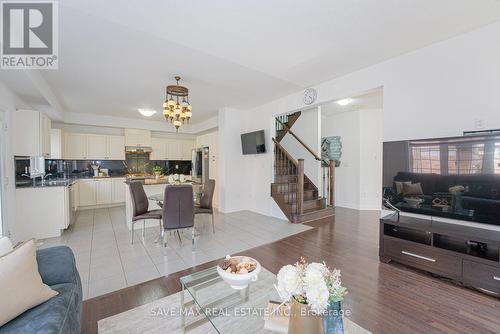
<box><xmin>297</xmin><ymin>159</ymin><xmax>304</xmax><ymax>215</ymax></box>
<box><xmin>329</xmin><ymin>160</ymin><xmax>335</xmax><ymax>207</ymax></box>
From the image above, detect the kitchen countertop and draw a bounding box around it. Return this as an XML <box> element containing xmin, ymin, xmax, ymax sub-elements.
<box><xmin>15</xmin><ymin>175</ymin><xmax>127</xmax><ymax>189</ymax></box>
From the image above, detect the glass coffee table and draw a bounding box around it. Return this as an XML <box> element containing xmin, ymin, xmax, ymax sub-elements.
<box><xmin>180</xmin><ymin>266</ymin><xmax>281</xmax><ymax>333</ymax></box>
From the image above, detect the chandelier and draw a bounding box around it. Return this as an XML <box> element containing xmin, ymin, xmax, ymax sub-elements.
<box><xmin>163</xmin><ymin>76</ymin><xmax>192</xmax><ymax>131</ymax></box>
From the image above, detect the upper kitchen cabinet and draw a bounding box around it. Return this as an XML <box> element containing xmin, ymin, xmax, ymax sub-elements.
<box><xmin>166</xmin><ymin>140</ymin><xmax>182</xmax><ymax>160</ymax></box>
<box><xmin>12</xmin><ymin>109</ymin><xmax>51</xmax><ymax>157</ymax></box>
<box><xmin>63</xmin><ymin>133</ymin><xmax>87</xmax><ymax>159</ymax></box>
<box><xmin>181</xmin><ymin>140</ymin><xmax>195</xmax><ymax>160</ymax></box>
<box><xmin>86</xmin><ymin>134</ymin><xmax>107</xmax><ymax>159</ymax></box>
<box><xmin>124</xmin><ymin>129</ymin><xmax>151</xmax><ymax>147</ymax></box>
<box><xmin>150</xmin><ymin>138</ymin><xmax>167</xmax><ymax>160</ymax></box>
<box><xmin>50</xmin><ymin>129</ymin><xmax>62</xmax><ymax>159</ymax></box>
<box><xmin>63</xmin><ymin>133</ymin><xmax>125</xmax><ymax>160</ymax></box>
<box><xmin>151</xmin><ymin>138</ymin><xmax>194</xmax><ymax>161</ymax></box>
<box><xmin>107</xmin><ymin>135</ymin><xmax>125</xmax><ymax>160</ymax></box>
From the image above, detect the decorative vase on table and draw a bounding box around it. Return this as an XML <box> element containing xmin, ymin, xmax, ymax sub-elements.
<box><xmin>323</xmin><ymin>301</ymin><xmax>344</xmax><ymax>334</ymax></box>
<box><xmin>276</xmin><ymin>258</ymin><xmax>348</xmax><ymax>334</ymax></box>
<box><xmin>288</xmin><ymin>299</ymin><xmax>323</xmax><ymax>334</ymax></box>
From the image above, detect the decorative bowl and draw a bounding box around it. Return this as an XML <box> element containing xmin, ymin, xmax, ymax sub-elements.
<box><xmin>404</xmin><ymin>197</ymin><xmax>424</xmax><ymax>207</ymax></box>
<box><xmin>216</xmin><ymin>256</ymin><xmax>261</xmax><ymax>290</ymax></box>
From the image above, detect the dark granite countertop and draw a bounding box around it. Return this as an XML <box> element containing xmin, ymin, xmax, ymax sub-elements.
<box><xmin>15</xmin><ymin>175</ymin><xmax>127</xmax><ymax>189</ymax></box>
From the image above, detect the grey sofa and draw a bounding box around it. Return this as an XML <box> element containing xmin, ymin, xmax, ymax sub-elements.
<box><xmin>0</xmin><ymin>246</ymin><xmax>82</xmax><ymax>334</ymax></box>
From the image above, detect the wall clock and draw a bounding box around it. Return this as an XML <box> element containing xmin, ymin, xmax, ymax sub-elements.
<box><xmin>303</xmin><ymin>88</ymin><xmax>317</xmax><ymax>105</ymax></box>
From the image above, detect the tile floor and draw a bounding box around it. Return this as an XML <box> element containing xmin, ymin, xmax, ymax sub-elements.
<box><xmin>38</xmin><ymin>206</ymin><xmax>311</xmax><ymax>300</ymax></box>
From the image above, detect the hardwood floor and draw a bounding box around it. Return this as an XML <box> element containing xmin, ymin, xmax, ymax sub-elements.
<box><xmin>82</xmin><ymin>208</ymin><xmax>500</xmax><ymax>334</ymax></box>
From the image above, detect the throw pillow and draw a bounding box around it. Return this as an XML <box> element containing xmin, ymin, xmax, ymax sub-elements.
<box><xmin>0</xmin><ymin>236</ymin><xmax>13</xmax><ymax>256</ymax></box>
<box><xmin>0</xmin><ymin>239</ymin><xmax>58</xmax><ymax>327</ymax></box>
<box><xmin>402</xmin><ymin>182</ymin><xmax>424</xmax><ymax>196</ymax></box>
<box><xmin>395</xmin><ymin>181</ymin><xmax>411</xmax><ymax>194</ymax></box>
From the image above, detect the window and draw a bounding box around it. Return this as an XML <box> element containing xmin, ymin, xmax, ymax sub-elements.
<box><xmin>410</xmin><ymin>145</ymin><xmax>441</xmax><ymax>174</ymax></box>
<box><xmin>448</xmin><ymin>143</ymin><xmax>484</xmax><ymax>175</ymax></box>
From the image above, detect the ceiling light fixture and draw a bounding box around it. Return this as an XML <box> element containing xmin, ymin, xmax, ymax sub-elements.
<box><xmin>138</xmin><ymin>108</ymin><xmax>157</xmax><ymax>117</ymax></box>
<box><xmin>163</xmin><ymin>76</ymin><xmax>192</xmax><ymax>132</ymax></box>
<box><xmin>336</xmin><ymin>98</ymin><xmax>353</xmax><ymax>106</ymax></box>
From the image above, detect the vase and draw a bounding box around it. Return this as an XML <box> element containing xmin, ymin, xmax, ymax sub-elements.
<box><xmin>323</xmin><ymin>301</ymin><xmax>344</xmax><ymax>334</ymax></box>
<box><xmin>287</xmin><ymin>299</ymin><xmax>323</xmax><ymax>334</ymax></box>
<box><xmin>154</xmin><ymin>172</ymin><xmax>161</xmax><ymax>180</ymax></box>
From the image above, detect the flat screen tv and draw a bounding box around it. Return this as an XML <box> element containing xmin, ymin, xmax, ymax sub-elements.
<box><xmin>241</xmin><ymin>130</ymin><xmax>266</xmax><ymax>155</ymax></box>
<box><xmin>383</xmin><ymin>134</ymin><xmax>500</xmax><ymax>226</ymax></box>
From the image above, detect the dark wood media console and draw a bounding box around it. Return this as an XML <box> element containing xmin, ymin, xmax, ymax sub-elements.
<box><xmin>380</xmin><ymin>214</ymin><xmax>500</xmax><ymax>295</ymax></box>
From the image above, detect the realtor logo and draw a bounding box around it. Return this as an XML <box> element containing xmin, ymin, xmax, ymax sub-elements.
<box><xmin>1</xmin><ymin>0</ymin><xmax>58</xmax><ymax>69</ymax></box>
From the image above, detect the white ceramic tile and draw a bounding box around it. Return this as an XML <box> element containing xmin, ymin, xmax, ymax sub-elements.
<box><xmin>88</xmin><ymin>274</ymin><xmax>127</xmax><ymax>298</ymax></box>
<box><xmin>124</xmin><ymin>265</ymin><xmax>160</xmax><ymax>286</ymax></box>
<box><xmin>155</xmin><ymin>258</ymin><xmax>189</xmax><ymax>276</ymax></box>
<box><xmin>41</xmin><ymin>206</ymin><xmax>311</xmax><ymax>300</ymax></box>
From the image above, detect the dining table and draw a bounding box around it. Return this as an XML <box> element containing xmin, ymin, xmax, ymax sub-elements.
<box><xmin>147</xmin><ymin>183</ymin><xmax>202</xmax><ymax>206</ymax></box>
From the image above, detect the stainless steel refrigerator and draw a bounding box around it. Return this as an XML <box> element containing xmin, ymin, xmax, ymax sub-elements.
<box><xmin>192</xmin><ymin>147</ymin><xmax>209</xmax><ymax>185</ymax></box>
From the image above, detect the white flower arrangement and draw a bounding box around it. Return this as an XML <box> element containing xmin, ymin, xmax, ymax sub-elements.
<box><xmin>276</xmin><ymin>258</ymin><xmax>347</xmax><ymax>314</ymax></box>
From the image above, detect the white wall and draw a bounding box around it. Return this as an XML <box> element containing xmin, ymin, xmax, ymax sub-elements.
<box><xmin>280</xmin><ymin>107</ymin><xmax>321</xmax><ymax>189</ymax></box>
<box><xmin>219</xmin><ymin>21</ymin><xmax>500</xmax><ymax>218</ymax></box>
<box><xmin>322</xmin><ymin>110</ymin><xmax>361</xmax><ymax>209</ymax></box>
<box><xmin>359</xmin><ymin>109</ymin><xmax>383</xmax><ymax>210</ymax></box>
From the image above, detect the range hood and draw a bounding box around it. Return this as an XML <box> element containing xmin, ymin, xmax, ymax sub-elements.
<box><xmin>125</xmin><ymin>146</ymin><xmax>152</xmax><ymax>153</ymax></box>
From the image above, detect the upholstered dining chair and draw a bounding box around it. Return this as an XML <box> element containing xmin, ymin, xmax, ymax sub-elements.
<box><xmin>195</xmin><ymin>179</ymin><xmax>216</xmax><ymax>233</ymax></box>
<box><xmin>161</xmin><ymin>184</ymin><xmax>196</xmax><ymax>249</ymax></box>
<box><xmin>129</xmin><ymin>181</ymin><xmax>162</xmax><ymax>244</ymax></box>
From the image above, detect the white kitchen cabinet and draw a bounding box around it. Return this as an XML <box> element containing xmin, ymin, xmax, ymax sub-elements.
<box><xmin>87</xmin><ymin>134</ymin><xmax>107</xmax><ymax>159</ymax></box>
<box><xmin>107</xmin><ymin>136</ymin><xmax>125</xmax><ymax>160</ymax></box>
<box><xmin>125</xmin><ymin>129</ymin><xmax>151</xmax><ymax>147</ymax></box>
<box><xmin>95</xmin><ymin>179</ymin><xmax>112</xmax><ymax>204</ymax></box>
<box><xmin>12</xmin><ymin>109</ymin><xmax>51</xmax><ymax>157</ymax></box>
<box><xmin>78</xmin><ymin>179</ymin><xmax>96</xmax><ymax>206</ymax></box>
<box><xmin>181</xmin><ymin>140</ymin><xmax>195</xmax><ymax>160</ymax></box>
<box><xmin>15</xmin><ymin>186</ymin><xmax>69</xmax><ymax>240</ymax></box>
<box><xmin>150</xmin><ymin>138</ymin><xmax>167</xmax><ymax>160</ymax></box>
<box><xmin>50</xmin><ymin>129</ymin><xmax>62</xmax><ymax>159</ymax></box>
<box><xmin>112</xmin><ymin>178</ymin><xmax>126</xmax><ymax>203</ymax></box>
<box><xmin>41</xmin><ymin>113</ymin><xmax>51</xmax><ymax>158</ymax></box>
<box><xmin>167</xmin><ymin>140</ymin><xmax>181</xmax><ymax>160</ymax></box>
<box><xmin>64</xmin><ymin>133</ymin><xmax>125</xmax><ymax>160</ymax></box>
<box><xmin>64</xmin><ymin>133</ymin><xmax>87</xmax><ymax>159</ymax></box>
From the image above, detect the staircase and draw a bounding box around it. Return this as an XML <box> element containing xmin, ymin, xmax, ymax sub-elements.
<box><xmin>275</xmin><ymin>111</ymin><xmax>302</xmax><ymax>143</ymax></box>
<box><xmin>271</xmin><ymin>113</ymin><xmax>335</xmax><ymax>224</ymax></box>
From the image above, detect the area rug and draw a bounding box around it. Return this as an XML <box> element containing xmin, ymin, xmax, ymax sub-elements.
<box><xmin>98</xmin><ymin>268</ymin><xmax>370</xmax><ymax>334</ymax></box>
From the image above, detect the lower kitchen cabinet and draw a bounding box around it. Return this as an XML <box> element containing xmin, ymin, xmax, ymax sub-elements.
<box><xmin>112</xmin><ymin>178</ymin><xmax>126</xmax><ymax>203</ymax></box>
<box><xmin>15</xmin><ymin>186</ymin><xmax>70</xmax><ymax>240</ymax></box>
<box><xmin>76</xmin><ymin>178</ymin><xmax>126</xmax><ymax>208</ymax></box>
<box><xmin>78</xmin><ymin>179</ymin><xmax>96</xmax><ymax>206</ymax></box>
<box><xmin>95</xmin><ymin>179</ymin><xmax>112</xmax><ymax>204</ymax></box>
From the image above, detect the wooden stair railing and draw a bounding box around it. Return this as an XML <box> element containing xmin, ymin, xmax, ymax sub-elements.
<box><xmin>275</xmin><ymin>111</ymin><xmax>302</xmax><ymax>143</ymax></box>
<box><xmin>276</xmin><ymin>117</ymin><xmax>322</xmax><ymax>161</ymax></box>
<box><xmin>272</xmin><ymin>111</ymin><xmax>336</xmax><ymax>223</ymax></box>
<box><xmin>272</xmin><ymin>138</ymin><xmax>333</xmax><ymax>223</ymax></box>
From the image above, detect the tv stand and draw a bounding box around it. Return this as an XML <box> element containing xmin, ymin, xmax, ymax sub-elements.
<box><xmin>379</xmin><ymin>214</ymin><xmax>500</xmax><ymax>295</ymax></box>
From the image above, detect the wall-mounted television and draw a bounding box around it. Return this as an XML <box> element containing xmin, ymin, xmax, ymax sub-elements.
<box><xmin>383</xmin><ymin>134</ymin><xmax>500</xmax><ymax>226</ymax></box>
<box><xmin>241</xmin><ymin>130</ymin><xmax>266</xmax><ymax>155</ymax></box>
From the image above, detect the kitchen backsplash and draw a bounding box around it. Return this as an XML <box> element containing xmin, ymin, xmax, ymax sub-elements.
<box><xmin>15</xmin><ymin>157</ymin><xmax>192</xmax><ymax>181</ymax></box>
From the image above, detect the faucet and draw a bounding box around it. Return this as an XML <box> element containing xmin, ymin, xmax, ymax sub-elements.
<box><xmin>41</xmin><ymin>173</ymin><xmax>53</xmax><ymax>186</ymax></box>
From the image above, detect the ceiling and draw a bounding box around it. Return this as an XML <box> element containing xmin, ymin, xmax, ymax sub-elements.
<box><xmin>322</xmin><ymin>89</ymin><xmax>383</xmax><ymax>117</ymax></box>
<box><xmin>1</xmin><ymin>0</ymin><xmax>500</xmax><ymax>126</ymax></box>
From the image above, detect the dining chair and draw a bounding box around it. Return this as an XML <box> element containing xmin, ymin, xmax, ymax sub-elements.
<box><xmin>195</xmin><ymin>179</ymin><xmax>216</xmax><ymax>233</ymax></box>
<box><xmin>129</xmin><ymin>181</ymin><xmax>162</xmax><ymax>244</ymax></box>
<box><xmin>161</xmin><ymin>184</ymin><xmax>196</xmax><ymax>249</ymax></box>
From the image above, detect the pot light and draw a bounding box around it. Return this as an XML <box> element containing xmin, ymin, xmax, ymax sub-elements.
<box><xmin>336</xmin><ymin>98</ymin><xmax>353</xmax><ymax>106</ymax></box>
<box><xmin>138</xmin><ymin>108</ymin><xmax>157</xmax><ymax>117</ymax></box>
